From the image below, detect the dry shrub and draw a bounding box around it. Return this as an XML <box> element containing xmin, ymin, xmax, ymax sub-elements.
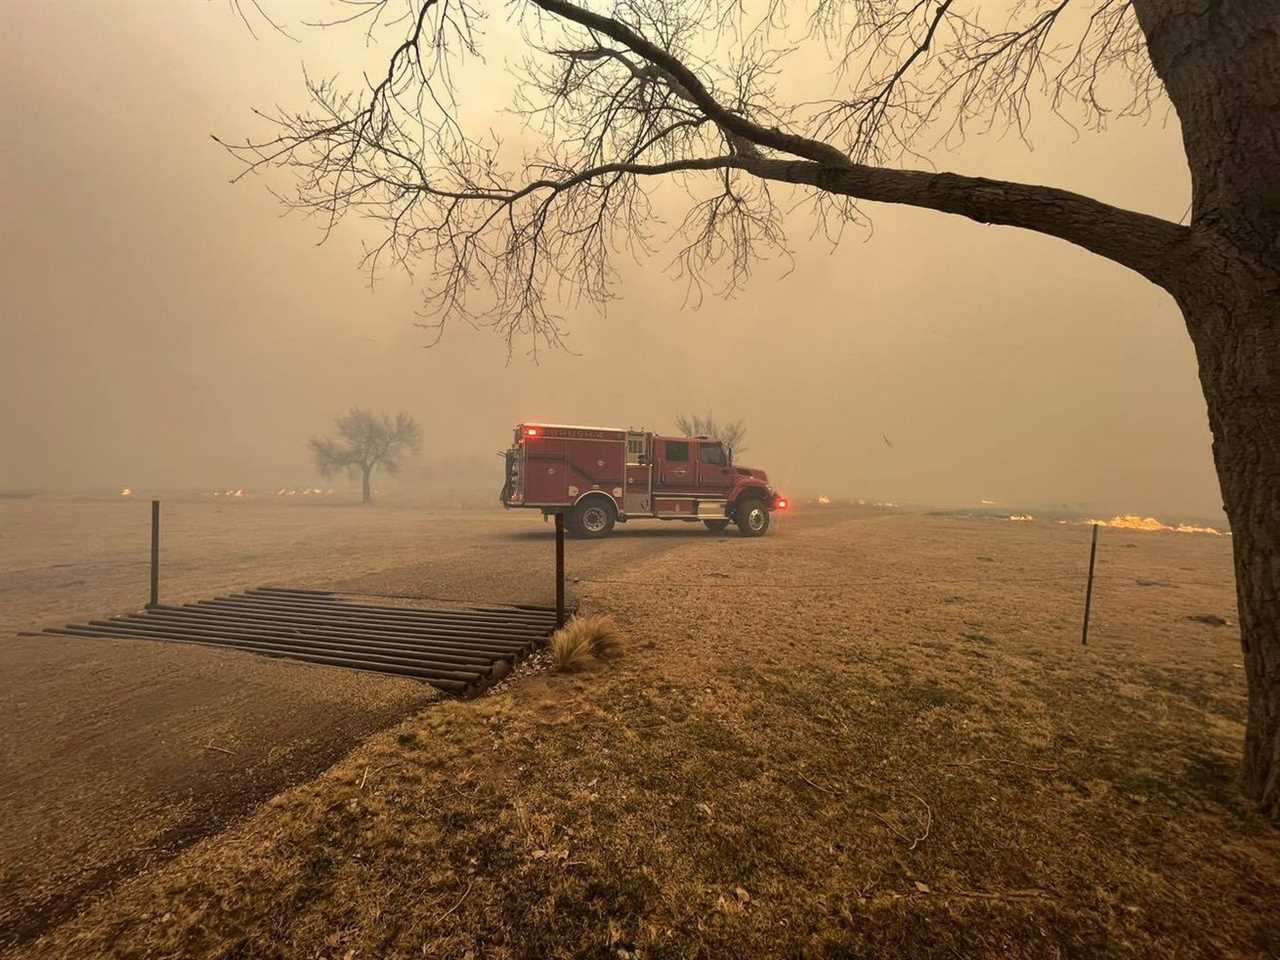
<box><xmin>550</xmin><ymin>615</ymin><xmax>621</xmax><ymax>672</ymax></box>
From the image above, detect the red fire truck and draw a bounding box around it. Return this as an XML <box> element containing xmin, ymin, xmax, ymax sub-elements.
<box><xmin>500</xmin><ymin>423</ymin><xmax>786</xmax><ymax>538</ymax></box>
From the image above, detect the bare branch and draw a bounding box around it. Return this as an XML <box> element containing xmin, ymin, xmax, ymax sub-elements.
<box><xmin>222</xmin><ymin>0</ymin><xmax>1178</xmax><ymax>351</ymax></box>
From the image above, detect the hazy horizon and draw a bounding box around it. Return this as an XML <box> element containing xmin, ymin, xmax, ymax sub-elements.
<box><xmin>0</xmin><ymin>1</ymin><xmax>1222</xmax><ymax>523</ymax></box>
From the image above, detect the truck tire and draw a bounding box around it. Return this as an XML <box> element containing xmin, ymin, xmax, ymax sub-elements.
<box><xmin>573</xmin><ymin>498</ymin><xmax>616</xmax><ymax>539</ymax></box>
<box><xmin>735</xmin><ymin>498</ymin><xmax>770</xmax><ymax>537</ymax></box>
<box><xmin>703</xmin><ymin>519</ymin><xmax>730</xmax><ymax>532</ymax></box>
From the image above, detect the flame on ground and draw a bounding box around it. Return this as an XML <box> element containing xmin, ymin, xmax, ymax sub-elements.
<box><xmin>120</xmin><ymin>487</ymin><xmax>133</xmax><ymax>497</ymax></box>
<box><xmin>1008</xmin><ymin>514</ymin><xmax>1035</xmax><ymax>521</ymax></box>
<box><xmin>1085</xmin><ymin>515</ymin><xmax>1223</xmax><ymax>536</ymax></box>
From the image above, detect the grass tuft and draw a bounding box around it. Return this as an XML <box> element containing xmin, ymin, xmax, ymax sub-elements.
<box><xmin>550</xmin><ymin>615</ymin><xmax>621</xmax><ymax>671</ymax></box>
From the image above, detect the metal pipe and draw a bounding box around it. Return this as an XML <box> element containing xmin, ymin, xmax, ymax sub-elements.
<box><xmin>44</xmin><ymin>577</ymin><xmax>558</xmax><ymax>696</ymax></box>
<box><xmin>555</xmin><ymin>513</ymin><xmax>566</xmax><ymax>630</ymax></box>
<box><xmin>254</xmin><ymin>586</ymin><xmax>336</xmax><ymax>597</ymax></box>
<box><xmin>151</xmin><ymin>603</ymin><xmax>522</xmax><ymax>649</ymax></box>
<box><xmin>256</xmin><ymin>587</ymin><xmax>561</xmax><ymax>617</ymax></box>
<box><xmin>81</xmin><ymin>619</ymin><xmax>491</xmax><ymax>680</ymax></box>
<box><xmin>244</xmin><ymin>599</ymin><xmax>560</xmax><ymax>627</ymax></box>
<box><xmin>149</xmin><ymin>500</ymin><xmax>160</xmax><ymax>608</ymax></box>
<box><xmin>46</xmin><ymin>626</ymin><xmax>475</xmax><ymax>692</ymax></box>
<box><xmin>147</xmin><ymin>606</ymin><xmax>526</xmax><ymax>659</ymax></box>
<box><xmin>473</xmin><ymin>605</ymin><xmax>560</xmax><ymax>619</ymax></box>
<box><xmin>140</xmin><ymin>609</ymin><xmax>505</xmax><ymax>665</ymax></box>
<box><xmin>189</xmin><ymin>609</ymin><xmax>537</xmax><ymax>653</ymax></box>
<box><xmin>201</xmin><ymin>598</ymin><xmax>546</xmax><ymax>641</ymax></box>
<box><xmin>238</xmin><ymin>592</ymin><xmax>554</xmax><ymax>629</ymax></box>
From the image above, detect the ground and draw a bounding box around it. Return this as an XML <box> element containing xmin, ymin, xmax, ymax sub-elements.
<box><xmin>0</xmin><ymin>495</ymin><xmax>728</xmax><ymax>952</ymax></box>
<box><xmin>2</xmin><ymin>495</ymin><xmax>1277</xmax><ymax>958</ymax></box>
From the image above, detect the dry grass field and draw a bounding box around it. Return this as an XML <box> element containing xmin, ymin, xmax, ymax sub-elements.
<box><xmin>3</xmin><ymin>496</ymin><xmax>1278</xmax><ymax>958</ymax></box>
<box><xmin>0</xmin><ymin>494</ymin><xmax>757</xmax><ymax>952</ymax></box>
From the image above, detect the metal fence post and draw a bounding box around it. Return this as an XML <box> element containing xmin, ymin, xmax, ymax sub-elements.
<box><xmin>1081</xmin><ymin>522</ymin><xmax>1099</xmax><ymax>645</ymax></box>
<box><xmin>149</xmin><ymin>499</ymin><xmax>160</xmax><ymax>608</ymax></box>
<box><xmin>555</xmin><ymin>512</ymin><xmax>566</xmax><ymax>630</ymax></box>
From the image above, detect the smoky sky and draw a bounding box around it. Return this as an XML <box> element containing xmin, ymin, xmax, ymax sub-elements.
<box><xmin>0</xmin><ymin>1</ymin><xmax>1220</xmax><ymax>519</ymax></box>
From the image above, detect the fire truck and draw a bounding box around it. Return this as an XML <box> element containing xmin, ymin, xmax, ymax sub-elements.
<box><xmin>499</xmin><ymin>423</ymin><xmax>786</xmax><ymax>538</ymax></box>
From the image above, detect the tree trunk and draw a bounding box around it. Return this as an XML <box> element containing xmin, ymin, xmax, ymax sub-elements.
<box><xmin>1221</xmin><ymin>397</ymin><xmax>1280</xmax><ymax>821</ymax></box>
<box><xmin>361</xmin><ymin>466</ymin><xmax>372</xmax><ymax>504</ymax></box>
<box><xmin>1173</xmin><ymin>256</ymin><xmax>1280</xmax><ymax>821</ymax></box>
<box><xmin>1131</xmin><ymin>0</ymin><xmax>1280</xmax><ymax>820</ymax></box>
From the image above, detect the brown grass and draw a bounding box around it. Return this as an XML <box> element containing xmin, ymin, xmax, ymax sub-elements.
<box><xmin>10</xmin><ymin>510</ymin><xmax>1280</xmax><ymax>960</ymax></box>
<box><xmin>550</xmin><ymin>614</ymin><xmax>621</xmax><ymax>671</ymax></box>
<box><xmin>0</xmin><ymin>496</ymin><xmax>711</xmax><ymax>952</ymax></box>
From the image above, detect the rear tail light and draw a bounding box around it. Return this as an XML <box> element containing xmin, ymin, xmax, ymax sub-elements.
<box><xmin>775</xmin><ymin>496</ymin><xmax>789</xmax><ymax>510</ymax></box>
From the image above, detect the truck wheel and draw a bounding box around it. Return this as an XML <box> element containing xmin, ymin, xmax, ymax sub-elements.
<box><xmin>573</xmin><ymin>498</ymin><xmax>616</xmax><ymax>539</ymax></box>
<box><xmin>704</xmin><ymin>519</ymin><xmax>730</xmax><ymax>532</ymax></box>
<box><xmin>735</xmin><ymin>498</ymin><xmax>770</xmax><ymax>537</ymax></box>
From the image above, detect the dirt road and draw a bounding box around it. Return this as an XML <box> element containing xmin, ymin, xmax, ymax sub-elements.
<box><xmin>0</xmin><ymin>495</ymin><xmax>822</xmax><ymax>950</ymax></box>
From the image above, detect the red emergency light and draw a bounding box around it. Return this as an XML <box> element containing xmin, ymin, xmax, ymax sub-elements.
<box><xmin>775</xmin><ymin>496</ymin><xmax>789</xmax><ymax>511</ymax></box>
<box><xmin>524</xmin><ymin>427</ymin><xmax>539</xmax><ymax>436</ymax></box>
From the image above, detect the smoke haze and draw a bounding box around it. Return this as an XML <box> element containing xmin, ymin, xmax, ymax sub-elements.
<box><xmin>0</xmin><ymin>1</ymin><xmax>1217</xmax><ymax>519</ymax></box>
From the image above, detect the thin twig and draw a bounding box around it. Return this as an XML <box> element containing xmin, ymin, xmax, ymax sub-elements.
<box><xmin>946</xmin><ymin>888</ymin><xmax>1054</xmax><ymax>901</ymax></box>
<box><xmin>799</xmin><ymin>772</ymin><xmax>836</xmax><ymax>794</ymax></box>
<box><xmin>946</xmin><ymin>757</ymin><xmax>1059</xmax><ymax>774</ymax></box>
<box><xmin>433</xmin><ymin>881</ymin><xmax>473</xmax><ymax>925</ymax></box>
<box><xmin>203</xmin><ymin>742</ymin><xmax>235</xmax><ymax>756</ymax></box>
<box><xmin>910</xmin><ymin>793</ymin><xmax>932</xmax><ymax>849</ymax></box>
<box><xmin>871</xmin><ymin>792</ymin><xmax>931</xmax><ymax>849</ymax></box>
<box><xmin>873</xmin><ymin>813</ymin><xmax>914</xmax><ymax>845</ymax></box>
<box><xmin>359</xmin><ymin>765</ymin><xmax>369</xmax><ymax>791</ymax></box>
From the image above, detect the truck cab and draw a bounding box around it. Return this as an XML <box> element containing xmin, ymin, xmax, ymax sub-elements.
<box><xmin>501</xmin><ymin>423</ymin><xmax>785</xmax><ymax>538</ymax></box>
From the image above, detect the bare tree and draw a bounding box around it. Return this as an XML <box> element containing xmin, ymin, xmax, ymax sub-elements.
<box><xmin>676</xmin><ymin>412</ymin><xmax>747</xmax><ymax>456</ymax></box>
<box><xmin>225</xmin><ymin>0</ymin><xmax>1280</xmax><ymax>818</ymax></box>
<box><xmin>310</xmin><ymin>409</ymin><xmax>423</xmax><ymax>504</ymax></box>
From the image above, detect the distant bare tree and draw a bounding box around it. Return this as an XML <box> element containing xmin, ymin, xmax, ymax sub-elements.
<box><xmin>226</xmin><ymin>2</ymin><xmax>1280</xmax><ymax>817</ymax></box>
<box><xmin>310</xmin><ymin>409</ymin><xmax>423</xmax><ymax>504</ymax></box>
<box><xmin>676</xmin><ymin>412</ymin><xmax>747</xmax><ymax>457</ymax></box>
